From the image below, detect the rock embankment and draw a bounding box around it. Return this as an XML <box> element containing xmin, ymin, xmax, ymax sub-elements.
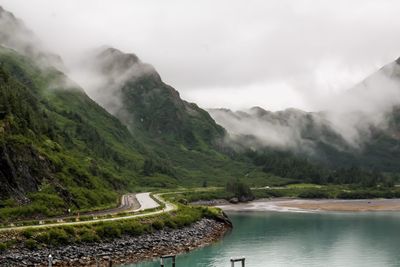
<box><xmin>0</xmin><ymin>218</ymin><xmax>231</xmax><ymax>266</ymax></box>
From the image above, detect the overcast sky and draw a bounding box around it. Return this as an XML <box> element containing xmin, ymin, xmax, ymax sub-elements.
<box><xmin>1</xmin><ymin>0</ymin><xmax>400</xmax><ymax>111</ymax></box>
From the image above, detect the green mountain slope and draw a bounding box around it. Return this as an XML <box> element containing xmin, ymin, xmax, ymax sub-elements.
<box><xmin>6</xmin><ymin>5</ymin><xmax>383</xmax><ymax>222</ymax></box>
<box><xmin>90</xmin><ymin>47</ymin><xmax>226</xmax><ymax>148</ymax></box>
<box><xmin>211</xmin><ymin>105</ymin><xmax>400</xmax><ymax>171</ymax></box>
<box><xmin>0</xmin><ymin>6</ymin><xmax>282</xmax><ymax>221</ymax></box>
<box><xmin>210</xmin><ymin>61</ymin><xmax>400</xmax><ymax>173</ymax></box>
<box><xmin>0</xmin><ymin>46</ymin><xmax>151</xmax><ymax>221</ymax></box>
<box><xmin>81</xmin><ymin>47</ymin><xmax>277</xmax><ymax>187</ymax></box>
<box><xmin>0</xmin><ymin>48</ymin><xmax>280</xmax><ymax>222</ymax></box>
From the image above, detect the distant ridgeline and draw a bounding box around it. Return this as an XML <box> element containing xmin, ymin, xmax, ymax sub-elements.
<box><xmin>210</xmin><ymin>105</ymin><xmax>400</xmax><ymax>186</ymax></box>
<box><xmin>210</xmin><ymin>63</ymin><xmax>400</xmax><ymax>184</ymax></box>
<box><xmin>0</xmin><ymin>5</ymin><xmax>399</xmax><ymax>221</ymax></box>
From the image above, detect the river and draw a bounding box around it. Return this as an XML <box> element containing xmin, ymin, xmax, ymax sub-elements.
<box><xmin>124</xmin><ymin>210</ymin><xmax>400</xmax><ymax>267</ymax></box>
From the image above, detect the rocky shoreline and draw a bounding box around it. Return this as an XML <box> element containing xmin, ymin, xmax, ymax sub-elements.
<box><xmin>0</xmin><ymin>218</ymin><xmax>231</xmax><ymax>267</ymax></box>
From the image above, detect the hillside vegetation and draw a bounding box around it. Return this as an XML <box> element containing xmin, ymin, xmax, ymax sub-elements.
<box><xmin>1</xmin><ymin>5</ymin><xmax>400</xmax><ymax>223</ymax></box>
<box><xmin>0</xmin><ymin>46</ymin><xmax>279</xmax><ymax>221</ymax></box>
<box><xmin>0</xmin><ymin>46</ymin><xmax>151</xmax><ymax>221</ymax></box>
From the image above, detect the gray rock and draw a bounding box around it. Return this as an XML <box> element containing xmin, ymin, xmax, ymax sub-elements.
<box><xmin>229</xmin><ymin>197</ymin><xmax>239</xmax><ymax>204</ymax></box>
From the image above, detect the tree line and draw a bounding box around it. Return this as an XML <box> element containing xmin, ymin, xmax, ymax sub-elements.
<box><xmin>246</xmin><ymin>150</ymin><xmax>394</xmax><ymax>187</ymax></box>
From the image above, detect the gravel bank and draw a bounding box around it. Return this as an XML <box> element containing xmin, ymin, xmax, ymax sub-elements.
<box><xmin>0</xmin><ymin>218</ymin><xmax>231</xmax><ymax>266</ymax></box>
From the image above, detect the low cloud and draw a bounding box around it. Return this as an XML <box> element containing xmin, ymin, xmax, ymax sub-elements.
<box><xmin>2</xmin><ymin>1</ymin><xmax>400</xmax><ymax>154</ymax></box>
<box><xmin>322</xmin><ymin>62</ymin><xmax>400</xmax><ymax>145</ymax></box>
<box><xmin>0</xmin><ymin>6</ymin><xmax>64</xmax><ymax>71</ymax></box>
<box><xmin>210</xmin><ymin>61</ymin><xmax>400</xmax><ymax>151</ymax></box>
<box><xmin>69</xmin><ymin>47</ymin><xmax>158</xmax><ymax>123</ymax></box>
<box><xmin>1</xmin><ymin>0</ymin><xmax>400</xmax><ymax>111</ymax></box>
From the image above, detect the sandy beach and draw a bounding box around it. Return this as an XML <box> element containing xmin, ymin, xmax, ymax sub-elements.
<box><xmin>218</xmin><ymin>198</ymin><xmax>400</xmax><ymax>212</ymax></box>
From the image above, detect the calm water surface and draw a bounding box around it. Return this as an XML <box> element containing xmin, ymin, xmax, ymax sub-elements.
<box><xmin>124</xmin><ymin>211</ymin><xmax>400</xmax><ymax>267</ymax></box>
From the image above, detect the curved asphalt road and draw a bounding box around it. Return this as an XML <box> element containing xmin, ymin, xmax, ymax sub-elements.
<box><xmin>72</xmin><ymin>193</ymin><xmax>140</xmax><ymax>218</ymax></box>
<box><xmin>136</xmin><ymin>192</ymin><xmax>160</xmax><ymax>211</ymax></box>
<box><xmin>0</xmin><ymin>193</ymin><xmax>175</xmax><ymax>232</ymax></box>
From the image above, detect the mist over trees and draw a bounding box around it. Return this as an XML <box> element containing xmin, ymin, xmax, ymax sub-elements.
<box><xmin>246</xmin><ymin>150</ymin><xmax>394</xmax><ymax>187</ymax></box>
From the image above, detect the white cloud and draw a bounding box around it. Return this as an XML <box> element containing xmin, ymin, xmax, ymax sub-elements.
<box><xmin>1</xmin><ymin>0</ymin><xmax>400</xmax><ymax>111</ymax></box>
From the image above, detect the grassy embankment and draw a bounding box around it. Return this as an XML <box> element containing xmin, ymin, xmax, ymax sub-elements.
<box><xmin>168</xmin><ymin>184</ymin><xmax>400</xmax><ymax>203</ymax></box>
<box><xmin>0</xmin><ymin>196</ymin><xmax>223</xmax><ymax>251</ymax></box>
<box><xmin>0</xmin><ymin>194</ymin><xmax>163</xmax><ymax>229</ymax></box>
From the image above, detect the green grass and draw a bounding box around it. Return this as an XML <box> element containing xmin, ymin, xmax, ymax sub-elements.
<box><xmin>164</xmin><ymin>184</ymin><xmax>400</xmax><ymax>202</ymax></box>
<box><xmin>253</xmin><ymin>185</ymin><xmax>400</xmax><ymax>199</ymax></box>
<box><xmin>11</xmin><ymin>204</ymin><xmax>223</xmax><ymax>249</ymax></box>
<box><xmin>166</xmin><ymin>190</ymin><xmax>235</xmax><ymax>203</ymax></box>
<box><xmin>286</xmin><ymin>183</ymin><xmax>323</xmax><ymax>189</ymax></box>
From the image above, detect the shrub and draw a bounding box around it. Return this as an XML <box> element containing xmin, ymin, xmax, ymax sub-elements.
<box><xmin>22</xmin><ymin>228</ymin><xmax>34</xmax><ymax>239</ymax></box>
<box><xmin>164</xmin><ymin>219</ymin><xmax>177</xmax><ymax>229</ymax></box>
<box><xmin>151</xmin><ymin>219</ymin><xmax>165</xmax><ymax>230</ymax></box>
<box><xmin>48</xmin><ymin>228</ymin><xmax>70</xmax><ymax>245</ymax></box>
<box><xmin>201</xmin><ymin>207</ymin><xmax>220</xmax><ymax>219</ymax></box>
<box><xmin>0</xmin><ymin>243</ymin><xmax>7</xmax><ymax>251</ymax></box>
<box><xmin>1</xmin><ymin>198</ymin><xmax>17</xmax><ymax>208</ymax></box>
<box><xmin>162</xmin><ymin>215</ymin><xmax>178</xmax><ymax>229</ymax></box>
<box><xmin>121</xmin><ymin>221</ymin><xmax>146</xmax><ymax>236</ymax></box>
<box><xmin>35</xmin><ymin>232</ymin><xmax>50</xmax><ymax>243</ymax></box>
<box><xmin>96</xmin><ymin>224</ymin><xmax>121</xmax><ymax>238</ymax></box>
<box><xmin>62</xmin><ymin>225</ymin><xmax>75</xmax><ymax>235</ymax></box>
<box><xmin>336</xmin><ymin>190</ymin><xmax>391</xmax><ymax>199</ymax></box>
<box><xmin>226</xmin><ymin>180</ymin><xmax>254</xmax><ymax>200</ymax></box>
<box><xmin>253</xmin><ymin>189</ymin><xmax>284</xmax><ymax>198</ymax></box>
<box><xmin>298</xmin><ymin>190</ymin><xmax>330</xmax><ymax>199</ymax></box>
<box><xmin>25</xmin><ymin>239</ymin><xmax>39</xmax><ymax>250</ymax></box>
<box><xmin>79</xmin><ymin>230</ymin><xmax>100</xmax><ymax>243</ymax></box>
<box><xmin>173</xmin><ymin>214</ymin><xmax>193</xmax><ymax>227</ymax></box>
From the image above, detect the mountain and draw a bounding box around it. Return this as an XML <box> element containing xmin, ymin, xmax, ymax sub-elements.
<box><xmin>3</xmin><ymin>4</ymin><xmax>400</xmax><ymax>222</ymax></box>
<box><xmin>83</xmin><ymin>47</ymin><xmax>226</xmax><ymax>148</ymax></box>
<box><xmin>209</xmin><ymin>106</ymin><xmax>348</xmax><ymax>153</ymax></box>
<box><xmin>0</xmin><ymin>45</ymin><xmax>151</xmax><ymax>221</ymax></box>
<box><xmin>0</xmin><ymin>7</ymin><xmax>280</xmax><ymax>221</ymax></box>
<box><xmin>209</xmin><ymin>60</ymin><xmax>400</xmax><ymax>172</ymax></box>
<box><xmin>0</xmin><ymin>6</ymin><xmax>64</xmax><ymax>70</ymax></box>
<box><xmin>76</xmin><ymin>47</ymin><xmax>277</xmax><ymax>186</ymax></box>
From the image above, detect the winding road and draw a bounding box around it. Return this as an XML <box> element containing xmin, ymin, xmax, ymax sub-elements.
<box><xmin>71</xmin><ymin>193</ymin><xmax>140</xmax><ymax>218</ymax></box>
<box><xmin>0</xmin><ymin>192</ymin><xmax>175</xmax><ymax>232</ymax></box>
<box><xmin>136</xmin><ymin>192</ymin><xmax>160</xmax><ymax>211</ymax></box>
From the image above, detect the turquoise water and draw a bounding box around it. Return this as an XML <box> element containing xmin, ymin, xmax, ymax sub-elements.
<box><xmin>124</xmin><ymin>211</ymin><xmax>400</xmax><ymax>267</ymax></box>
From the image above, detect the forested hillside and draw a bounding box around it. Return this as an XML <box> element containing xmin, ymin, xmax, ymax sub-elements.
<box><xmin>0</xmin><ymin>46</ymin><xmax>155</xmax><ymax>221</ymax></box>
<box><xmin>210</xmin><ymin>103</ymin><xmax>400</xmax><ymax>172</ymax></box>
<box><xmin>78</xmin><ymin>47</ymin><xmax>276</xmax><ymax>187</ymax></box>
